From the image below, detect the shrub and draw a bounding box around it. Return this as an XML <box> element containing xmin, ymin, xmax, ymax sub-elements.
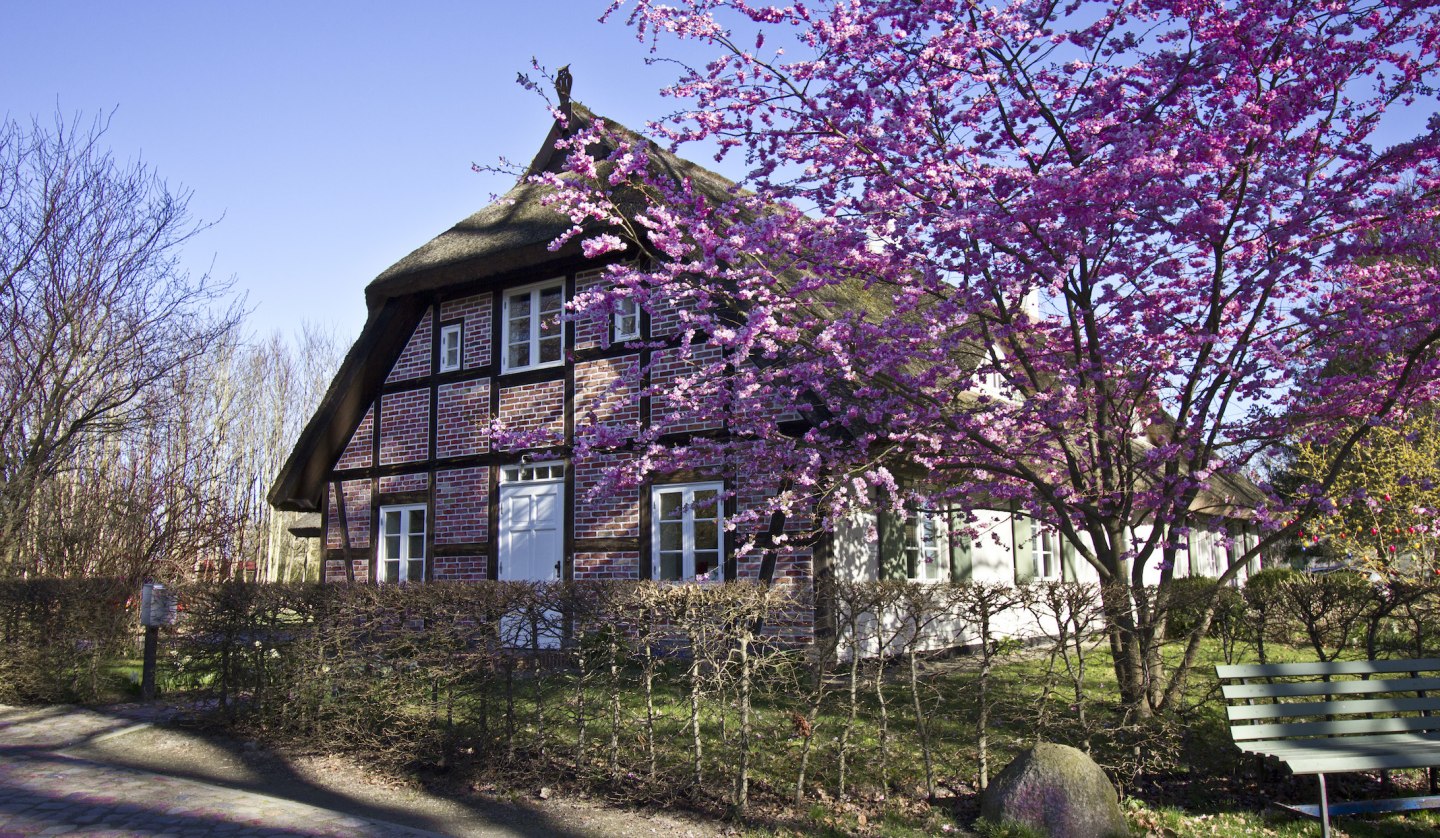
<box><xmin>0</xmin><ymin>577</ymin><xmax>133</xmax><ymax>703</ymax></box>
<box><xmin>1162</xmin><ymin>577</ymin><xmax>1220</xmax><ymax>640</ymax></box>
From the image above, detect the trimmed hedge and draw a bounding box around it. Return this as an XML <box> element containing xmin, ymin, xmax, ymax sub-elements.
<box><xmin>0</xmin><ymin>577</ymin><xmax>133</xmax><ymax>703</ymax></box>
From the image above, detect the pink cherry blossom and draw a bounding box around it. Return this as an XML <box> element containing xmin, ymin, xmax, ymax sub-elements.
<box><xmin>541</xmin><ymin>0</ymin><xmax>1440</xmax><ymax>713</ymax></box>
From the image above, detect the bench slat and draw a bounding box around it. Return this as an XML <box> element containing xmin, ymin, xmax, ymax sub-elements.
<box><xmin>1239</xmin><ymin>732</ymin><xmax>1440</xmax><ymax>774</ymax></box>
<box><xmin>1217</xmin><ymin>658</ymin><xmax>1440</xmax><ymax>679</ymax></box>
<box><xmin>1230</xmin><ymin>715</ymin><xmax>1440</xmax><ymax>741</ymax></box>
<box><xmin>1227</xmin><ymin>695</ymin><xmax>1440</xmax><ymax>721</ymax></box>
<box><xmin>1222</xmin><ymin>676</ymin><xmax>1440</xmax><ymax>700</ymax></box>
<box><xmin>1238</xmin><ymin>737</ymin><xmax>1440</xmax><ymax>760</ymax></box>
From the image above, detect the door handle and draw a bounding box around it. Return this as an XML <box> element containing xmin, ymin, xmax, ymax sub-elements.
<box><xmin>554</xmin><ymin>560</ymin><xmax>561</xmax><ymax>579</ymax></box>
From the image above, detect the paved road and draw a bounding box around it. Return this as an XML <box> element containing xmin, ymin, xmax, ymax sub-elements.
<box><xmin>0</xmin><ymin>704</ymin><xmax>444</xmax><ymax>837</ymax></box>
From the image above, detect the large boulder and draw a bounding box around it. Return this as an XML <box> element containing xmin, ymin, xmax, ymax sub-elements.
<box><xmin>980</xmin><ymin>743</ymin><xmax>1129</xmax><ymax>838</ymax></box>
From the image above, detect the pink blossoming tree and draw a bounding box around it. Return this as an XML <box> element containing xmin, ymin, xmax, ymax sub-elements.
<box><xmin>539</xmin><ymin>0</ymin><xmax>1440</xmax><ymax>713</ymax></box>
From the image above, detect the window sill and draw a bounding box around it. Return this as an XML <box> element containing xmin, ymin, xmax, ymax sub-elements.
<box><xmin>499</xmin><ymin>359</ymin><xmax>565</xmax><ymax>377</ymax></box>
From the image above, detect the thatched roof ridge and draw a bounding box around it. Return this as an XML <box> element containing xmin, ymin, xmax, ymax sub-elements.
<box><xmin>365</xmin><ymin>103</ymin><xmax>740</xmax><ymax>308</ymax></box>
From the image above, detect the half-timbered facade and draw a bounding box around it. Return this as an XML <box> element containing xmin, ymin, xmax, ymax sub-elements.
<box><xmin>268</xmin><ymin>103</ymin><xmax>815</xmax><ymax>636</ymax></box>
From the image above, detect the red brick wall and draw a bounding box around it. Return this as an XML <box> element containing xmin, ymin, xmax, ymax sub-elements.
<box><xmin>440</xmin><ymin>293</ymin><xmax>492</xmax><ymax>370</ymax></box>
<box><xmin>435</xmin><ymin>466</ymin><xmax>489</xmax><ymax>545</ymax></box>
<box><xmin>379</xmin><ymin>389</ymin><xmax>430</xmax><ymax>465</ymax></box>
<box><xmin>574</xmin><ymin>452</ymin><xmax>639</xmax><ymax>539</ymax></box>
<box><xmin>574</xmin><ymin>551</ymin><xmax>640</xmax><ymax>580</ymax></box>
<box><xmin>324</xmin><ymin>557</ymin><xmax>372</xmax><ymax>584</ymax></box>
<box><xmin>325</xmin><ymin>479</ymin><xmax>371</xmax><ymax>550</ymax></box>
<box><xmin>649</xmin><ymin>292</ymin><xmax>683</xmax><ymax>338</ymax></box>
<box><xmin>437</xmin><ymin>379</ymin><xmax>490</xmax><ymax>459</ymax></box>
<box><xmin>497</xmin><ymin>380</ymin><xmax>564</xmax><ymax>449</ymax></box>
<box><xmin>378</xmin><ymin>472</ymin><xmax>427</xmax><ymax>494</ymax></box>
<box><xmin>387</xmin><ymin>307</ymin><xmax>433</xmax><ymax>384</ymax></box>
<box><xmin>575</xmin><ymin>355</ymin><xmax>641</xmax><ymax>432</ymax></box>
<box><xmin>335</xmin><ymin>407</ymin><xmax>374</xmax><ymax>470</ymax></box>
<box><xmin>433</xmin><ymin>556</ymin><xmax>487</xmax><ymax>581</ymax></box>
<box><xmin>650</xmin><ymin>345</ymin><xmax>725</xmax><ymax>434</ymax></box>
<box><xmin>574</xmin><ymin>268</ymin><xmax>608</xmax><ymax>351</ymax></box>
<box><xmin>734</xmin><ymin>473</ymin><xmax>815</xmax><ymax>584</ymax></box>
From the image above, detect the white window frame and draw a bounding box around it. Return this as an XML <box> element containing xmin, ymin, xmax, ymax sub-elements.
<box><xmin>500</xmin><ymin>460</ymin><xmax>567</xmax><ymax>483</ymax></box>
<box><xmin>501</xmin><ymin>278</ymin><xmax>566</xmax><ymax>374</ymax></box>
<box><xmin>1034</xmin><ymin>526</ymin><xmax>1061</xmax><ymax>581</ymax></box>
<box><xmin>652</xmin><ymin>481</ymin><xmax>725</xmax><ymax>582</ymax></box>
<box><xmin>613</xmin><ymin>296</ymin><xmax>641</xmax><ymax>342</ymax></box>
<box><xmin>378</xmin><ymin>504</ymin><xmax>427</xmax><ymax>584</ymax></box>
<box><xmin>906</xmin><ymin>509</ymin><xmax>946</xmax><ymax>582</ymax></box>
<box><xmin>439</xmin><ymin>323</ymin><xmax>462</xmax><ymax>372</ymax></box>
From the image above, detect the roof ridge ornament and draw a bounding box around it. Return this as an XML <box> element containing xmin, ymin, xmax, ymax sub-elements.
<box><xmin>555</xmin><ymin>64</ymin><xmax>573</xmax><ymax>122</ymax></box>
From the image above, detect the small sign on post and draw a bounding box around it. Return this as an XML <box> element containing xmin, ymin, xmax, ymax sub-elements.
<box><xmin>140</xmin><ymin>583</ymin><xmax>177</xmax><ymax>627</ymax></box>
<box><xmin>138</xmin><ymin>583</ymin><xmax>176</xmax><ymax>701</ymax></box>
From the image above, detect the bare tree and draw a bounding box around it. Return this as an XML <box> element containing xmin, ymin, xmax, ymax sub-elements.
<box><xmin>196</xmin><ymin>324</ymin><xmax>343</xmax><ymax>581</ymax></box>
<box><xmin>15</xmin><ymin>322</ymin><xmax>346</xmax><ymax>583</ymax></box>
<box><xmin>0</xmin><ymin>112</ymin><xmax>241</xmax><ymax>575</ymax></box>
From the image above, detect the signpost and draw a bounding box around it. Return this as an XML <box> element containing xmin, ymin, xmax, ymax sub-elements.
<box><xmin>138</xmin><ymin>583</ymin><xmax>177</xmax><ymax>701</ymax></box>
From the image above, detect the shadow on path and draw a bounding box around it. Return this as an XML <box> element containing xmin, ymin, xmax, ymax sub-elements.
<box><xmin>0</xmin><ymin>751</ymin><xmax>424</xmax><ymax>837</ymax></box>
<box><xmin>0</xmin><ymin>704</ymin><xmax>613</xmax><ymax>838</ymax></box>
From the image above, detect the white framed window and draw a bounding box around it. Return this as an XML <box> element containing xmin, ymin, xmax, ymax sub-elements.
<box><xmin>501</xmin><ymin>460</ymin><xmax>566</xmax><ymax>483</ymax></box>
<box><xmin>613</xmin><ymin>296</ymin><xmax>640</xmax><ymax>342</ymax></box>
<box><xmin>652</xmin><ymin>482</ymin><xmax>724</xmax><ymax>582</ymax></box>
<box><xmin>379</xmin><ymin>504</ymin><xmax>427</xmax><ymax>583</ymax></box>
<box><xmin>1034</xmin><ymin>526</ymin><xmax>1060</xmax><ymax>581</ymax></box>
<box><xmin>906</xmin><ymin>510</ymin><xmax>946</xmax><ymax>582</ymax></box>
<box><xmin>439</xmin><ymin>323</ymin><xmax>462</xmax><ymax>372</ymax></box>
<box><xmin>502</xmin><ymin>279</ymin><xmax>565</xmax><ymax>373</ymax></box>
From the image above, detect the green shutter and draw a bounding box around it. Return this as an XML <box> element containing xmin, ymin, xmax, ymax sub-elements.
<box><xmin>877</xmin><ymin>508</ymin><xmax>908</xmax><ymax>581</ymax></box>
<box><xmin>1061</xmin><ymin>537</ymin><xmax>1078</xmax><ymax>581</ymax></box>
<box><xmin>949</xmin><ymin>522</ymin><xmax>973</xmax><ymax>583</ymax></box>
<box><xmin>1012</xmin><ymin>513</ymin><xmax>1036</xmax><ymax>584</ymax></box>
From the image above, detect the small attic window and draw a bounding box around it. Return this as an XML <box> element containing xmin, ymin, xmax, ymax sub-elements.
<box><xmin>439</xmin><ymin>323</ymin><xmax>462</xmax><ymax>372</ymax></box>
<box><xmin>613</xmin><ymin>297</ymin><xmax>640</xmax><ymax>342</ymax></box>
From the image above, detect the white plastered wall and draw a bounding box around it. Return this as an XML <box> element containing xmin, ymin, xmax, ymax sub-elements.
<box><xmin>826</xmin><ymin>502</ymin><xmax>1262</xmax><ymax>658</ymax></box>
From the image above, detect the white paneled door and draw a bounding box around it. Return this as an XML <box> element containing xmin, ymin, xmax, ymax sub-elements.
<box><xmin>498</xmin><ymin>478</ymin><xmax>563</xmax><ymax>582</ymax></box>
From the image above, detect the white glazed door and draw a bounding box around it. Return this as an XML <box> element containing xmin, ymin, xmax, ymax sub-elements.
<box><xmin>499</xmin><ymin>479</ymin><xmax>563</xmax><ymax>581</ymax></box>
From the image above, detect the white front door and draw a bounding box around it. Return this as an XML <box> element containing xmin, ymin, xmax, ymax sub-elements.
<box><xmin>499</xmin><ymin>474</ymin><xmax>564</xmax><ymax>581</ymax></box>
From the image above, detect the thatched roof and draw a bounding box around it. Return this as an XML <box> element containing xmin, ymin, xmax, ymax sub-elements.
<box><xmin>363</xmin><ymin>103</ymin><xmax>740</xmax><ymax>308</ymax></box>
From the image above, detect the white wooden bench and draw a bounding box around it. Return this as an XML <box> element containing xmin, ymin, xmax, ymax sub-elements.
<box><xmin>1216</xmin><ymin>658</ymin><xmax>1440</xmax><ymax>837</ymax></box>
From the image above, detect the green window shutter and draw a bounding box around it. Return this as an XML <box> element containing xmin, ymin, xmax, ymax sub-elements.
<box><xmin>877</xmin><ymin>508</ymin><xmax>908</xmax><ymax>581</ymax></box>
<box><xmin>1012</xmin><ymin>513</ymin><xmax>1036</xmax><ymax>583</ymax></box>
<box><xmin>949</xmin><ymin>521</ymin><xmax>973</xmax><ymax>583</ymax></box>
<box><xmin>1061</xmin><ymin>537</ymin><xmax>1078</xmax><ymax>581</ymax></box>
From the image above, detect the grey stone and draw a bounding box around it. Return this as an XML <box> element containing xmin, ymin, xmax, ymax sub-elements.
<box><xmin>980</xmin><ymin>743</ymin><xmax>1129</xmax><ymax>838</ymax></box>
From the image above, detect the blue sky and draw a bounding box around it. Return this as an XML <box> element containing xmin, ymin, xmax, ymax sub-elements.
<box><xmin>8</xmin><ymin>4</ymin><xmax>1434</xmax><ymax>344</ymax></box>
<box><xmin>4</xmin><ymin>1</ymin><xmax>711</xmax><ymax>342</ymax></box>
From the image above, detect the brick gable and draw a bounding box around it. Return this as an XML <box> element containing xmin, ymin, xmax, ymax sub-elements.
<box><xmin>387</xmin><ymin>308</ymin><xmax>434</xmax><ymax>383</ymax></box>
